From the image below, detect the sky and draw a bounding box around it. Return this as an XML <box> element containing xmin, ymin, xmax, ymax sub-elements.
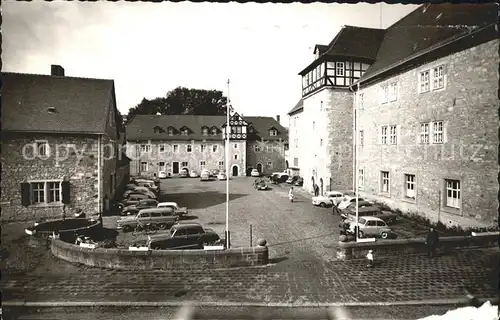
<box><xmin>3</xmin><ymin>1</ymin><xmax>418</xmax><ymax>126</ymax></box>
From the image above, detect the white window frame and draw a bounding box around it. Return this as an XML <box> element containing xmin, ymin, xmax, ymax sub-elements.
<box><xmin>200</xmin><ymin>144</ymin><xmax>206</xmax><ymax>152</ymax></box>
<box><xmin>381</xmin><ymin>126</ymin><xmax>388</xmax><ymax>145</ymax></box>
<box><xmin>269</xmin><ymin>129</ymin><xmax>277</xmax><ymax>136</ymax></box>
<box><xmin>419</xmin><ymin>70</ymin><xmax>430</xmax><ymax>93</ymax></box>
<box><xmin>432</xmin><ymin>121</ymin><xmax>444</xmax><ymax>144</ymax></box>
<box><xmin>445</xmin><ymin>179</ymin><xmax>461</xmax><ymax>209</ymax></box>
<box><xmin>173</xmin><ymin>144</ymin><xmax>179</xmax><ymax>153</ymax></box>
<box><xmin>202</xmin><ymin>128</ymin><xmax>208</xmax><ymax>136</ymax></box>
<box><xmin>168</xmin><ymin>128</ymin><xmax>174</xmax><ymax>136</ymax></box>
<box><xmin>388</xmin><ymin>83</ymin><xmax>398</xmax><ymax>102</ymax></box>
<box><xmin>255</xmin><ymin>145</ymin><xmax>261</xmax><ymax>152</ymax></box>
<box><xmin>381</xmin><ymin>85</ymin><xmax>389</xmax><ymax>104</ymax></box>
<box><xmin>233</xmin><ymin>143</ymin><xmax>238</xmax><ymax>149</ymax></box>
<box><xmin>159</xmin><ymin>144</ymin><xmax>165</xmax><ymax>152</ymax></box>
<box><xmin>359</xmin><ymin>130</ymin><xmax>364</xmax><ymax>146</ymax></box>
<box><xmin>181</xmin><ymin>129</ymin><xmax>189</xmax><ymax>136</ymax></box>
<box><xmin>29</xmin><ymin>180</ymin><xmax>63</xmax><ymax>205</ymax></box>
<box><xmin>432</xmin><ymin>65</ymin><xmax>445</xmax><ymax>90</ymax></box>
<box><xmin>218</xmin><ymin>161</ymin><xmax>224</xmax><ymax>170</ymax></box>
<box><xmin>159</xmin><ymin>161</ymin><xmax>165</xmax><ymax>170</ymax></box>
<box><xmin>140</xmin><ymin>144</ymin><xmax>151</xmax><ymax>153</ymax></box>
<box><xmin>358</xmin><ymin>169</ymin><xmax>364</xmax><ymax>190</ymax></box>
<box><xmin>140</xmin><ymin>161</ymin><xmax>148</xmax><ymax>172</ymax></box>
<box><xmin>200</xmin><ymin>160</ymin><xmax>206</xmax><ymax>169</ymax></box>
<box><xmin>211</xmin><ymin>128</ymin><xmax>218</xmax><ymax>136</ymax></box>
<box><xmin>181</xmin><ymin>161</ymin><xmax>188</xmax><ymax>168</ymax></box>
<box><xmin>266</xmin><ymin>145</ymin><xmax>272</xmax><ymax>153</ymax></box>
<box><xmin>187</xmin><ymin>144</ymin><xmax>192</xmax><ymax>153</ymax></box>
<box><xmin>359</xmin><ymin>93</ymin><xmax>364</xmax><ymax>110</ymax></box>
<box><xmin>389</xmin><ymin>125</ymin><xmax>397</xmax><ymax>145</ymax></box>
<box><xmin>404</xmin><ymin>174</ymin><xmax>416</xmax><ymax>199</ymax></box>
<box><xmin>335</xmin><ymin>62</ymin><xmax>345</xmax><ymax>76</ymax></box>
<box><xmin>234</xmin><ymin>154</ymin><xmax>238</xmax><ymax>160</ymax></box>
<box><xmin>381</xmin><ymin>171</ymin><xmax>390</xmax><ymax>194</ymax></box>
<box><xmin>419</xmin><ymin>123</ymin><xmax>430</xmax><ymax>144</ymax></box>
<box><xmin>212</xmin><ymin>145</ymin><xmax>218</xmax><ymax>153</ymax></box>
<box><xmin>35</xmin><ymin>140</ymin><xmax>49</xmax><ymax>157</ymax></box>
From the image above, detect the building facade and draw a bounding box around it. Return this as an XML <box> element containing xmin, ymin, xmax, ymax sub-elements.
<box><xmin>126</xmin><ymin>113</ymin><xmax>288</xmax><ymax>178</ymax></box>
<box><xmin>1</xmin><ymin>66</ymin><xmax>129</xmax><ymax>221</ymax></box>
<box><xmin>290</xmin><ymin>3</ymin><xmax>499</xmax><ymax>227</ymax></box>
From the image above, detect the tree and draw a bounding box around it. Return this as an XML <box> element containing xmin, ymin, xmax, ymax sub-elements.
<box><xmin>125</xmin><ymin>87</ymin><xmax>228</xmax><ymax>124</ymax></box>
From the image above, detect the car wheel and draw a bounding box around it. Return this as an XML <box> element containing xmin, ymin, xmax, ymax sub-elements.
<box><xmin>158</xmin><ymin>223</ymin><xmax>168</xmax><ymax>230</ymax></box>
<box><xmin>380</xmin><ymin>231</ymin><xmax>389</xmax><ymax>239</ymax></box>
<box><xmin>320</xmin><ymin>202</ymin><xmax>326</xmax><ymax>208</ymax></box>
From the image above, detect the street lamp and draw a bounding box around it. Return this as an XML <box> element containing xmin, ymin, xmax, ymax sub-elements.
<box><xmin>225</xmin><ymin>79</ymin><xmax>232</xmax><ymax>249</ymax></box>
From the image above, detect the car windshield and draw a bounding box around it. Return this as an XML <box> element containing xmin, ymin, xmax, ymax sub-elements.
<box><xmin>358</xmin><ymin>218</ymin><xmax>367</xmax><ymax>224</ymax></box>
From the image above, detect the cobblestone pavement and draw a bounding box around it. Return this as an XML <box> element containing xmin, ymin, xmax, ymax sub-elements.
<box><xmin>2</xmin><ymin>248</ymin><xmax>498</xmax><ymax>304</ymax></box>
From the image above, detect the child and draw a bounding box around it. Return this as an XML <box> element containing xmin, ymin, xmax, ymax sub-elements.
<box><xmin>366</xmin><ymin>249</ymin><xmax>374</xmax><ymax>267</ymax></box>
<box><xmin>288</xmin><ymin>187</ymin><xmax>294</xmax><ymax>202</ymax></box>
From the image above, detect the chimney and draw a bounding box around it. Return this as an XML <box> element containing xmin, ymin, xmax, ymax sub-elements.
<box><xmin>276</xmin><ymin>115</ymin><xmax>280</xmax><ymax>123</ymax></box>
<box><xmin>51</xmin><ymin>65</ymin><xmax>65</xmax><ymax>77</ymax></box>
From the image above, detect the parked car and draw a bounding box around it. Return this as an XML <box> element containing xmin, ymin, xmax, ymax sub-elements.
<box><xmin>250</xmin><ymin>169</ymin><xmax>260</xmax><ymax>177</ymax></box>
<box><xmin>344</xmin><ymin>200</ymin><xmax>373</xmax><ymax>211</ymax></box>
<box><xmin>136</xmin><ymin>181</ymin><xmax>159</xmax><ymax>193</ymax></box>
<box><xmin>122</xmin><ymin>198</ymin><xmax>159</xmax><ymax>216</ymax></box>
<box><xmin>341</xmin><ymin>206</ymin><xmax>398</xmax><ymax>224</ymax></box>
<box><xmin>125</xmin><ymin>183</ymin><xmax>139</xmax><ymax>191</ymax></box>
<box><xmin>158</xmin><ymin>171</ymin><xmax>168</xmax><ymax>179</ymax></box>
<box><xmin>312</xmin><ymin>191</ymin><xmax>345</xmax><ymax>207</ymax></box>
<box><xmin>217</xmin><ymin>172</ymin><xmax>227</xmax><ymax>180</ymax></box>
<box><xmin>256</xmin><ymin>180</ymin><xmax>268</xmax><ymax>190</ymax></box>
<box><xmin>157</xmin><ymin>202</ymin><xmax>188</xmax><ymax>216</ymax></box>
<box><xmin>179</xmin><ymin>168</ymin><xmax>189</xmax><ymax>178</ymax></box>
<box><xmin>123</xmin><ymin>188</ymin><xmax>157</xmax><ymax>200</ymax></box>
<box><xmin>133</xmin><ymin>177</ymin><xmax>160</xmax><ymax>186</ymax></box>
<box><xmin>189</xmin><ymin>170</ymin><xmax>199</xmax><ymax>178</ymax></box>
<box><xmin>348</xmin><ymin>216</ymin><xmax>392</xmax><ymax>239</ymax></box>
<box><xmin>121</xmin><ymin>194</ymin><xmax>152</xmax><ymax>206</ymax></box>
<box><xmin>337</xmin><ymin>196</ymin><xmax>365</xmax><ymax>210</ymax></box>
<box><xmin>200</xmin><ymin>170</ymin><xmax>211</xmax><ymax>181</ymax></box>
<box><xmin>146</xmin><ymin>222</ymin><xmax>221</xmax><ymax>250</ymax></box>
<box><xmin>116</xmin><ymin>207</ymin><xmax>179</xmax><ymax>232</ymax></box>
<box><xmin>294</xmin><ymin>177</ymin><xmax>304</xmax><ymax>186</ymax></box>
<box><xmin>210</xmin><ymin>169</ymin><xmax>220</xmax><ymax>177</ymax></box>
<box><xmin>286</xmin><ymin>176</ymin><xmax>299</xmax><ymax>184</ymax></box>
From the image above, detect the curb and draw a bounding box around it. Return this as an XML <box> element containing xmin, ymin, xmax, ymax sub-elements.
<box><xmin>3</xmin><ymin>297</ymin><xmax>498</xmax><ymax>308</ymax></box>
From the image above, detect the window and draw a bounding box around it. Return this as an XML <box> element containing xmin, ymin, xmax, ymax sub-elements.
<box><xmin>445</xmin><ymin>179</ymin><xmax>460</xmax><ymax>209</ymax></box>
<box><xmin>211</xmin><ymin>128</ymin><xmax>218</xmax><ymax>136</ymax></box>
<box><xmin>359</xmin><ymin>130</ymin><xmax>364</xmax><ymax>146</ymax></box>
<box><xmin>173</xmin><ymin>144</ymin><xmax>179</xmax><ymax>153</ymax></box>
<box><xmin>168</xmin><ymin>128</ymin><xmax>174</xmax><ymax>136</ymax></box>
<box><xmin>358</xmin><ymin>169</ymin><xmax>364</xmax><ymax>189</ymax></box>
<box><xmin>231</xmin><ymin>127</ymin><xmax>237</xmax><ymax>134</ymax></box>
<box><xmin>388</xmin><ymin>83</ymin><xmax>397</xmax><ymax>102</ymax></box>
<box><xmin>432</xmin><ymin>65</ymin><xmax>444</xmax><ymax>90</ymax></box>
<box><xmin>419</xmin><ymin>123</ymin><xmax>430</xmax><ymax>144</ymax></box>
<box><xmin>266</xmin><ymin>145</ymin><xmax>272</xmax><ymax>152</ymax></box>
<box><xmin>269</xmin><ymin>129</ymin><xmax>277</xmax><ymax>136</ymax></box>
<box><xmin>433</xmin><ymin>121</ymin><xmax>443</xmax><ymax>143</ymax></box>
<box><xmin>420</xmin><ymin>70</ymin><xmax>430</xmax><ymax>93</ymax></box>
<box><xmin>140</xmin><ymin>162</ymin><xmax>148</xmax><ymax>172</ymax></box>
<box><xmin>293</xmin><ymin>157</ymin><xmax>298</xmax><ymax>166</ymax></box>
<box><xmin>31</xmin><ymin>182</ymin><xmax>45</xmax><ymax>204</ymax></box>
<box><xmin>202</xmin><ymin>128</ymin><xmax>208</xmax><ymax>136</ymax></box>
<box><xmin>187</xmin><ymin>145</ymin><xmax>192</xmax><ymax>153</ymax></box>
<box><xmin>233</xmin><ymin>143</ymin><xmax>238</xmax><ymax>149</ymax></box>
<box><xmin>381</xmin><ymin>126</ymin><xmax>388</xmax><ymax>144</ymax></box>
<box><xmin>389</xmin><ymin>125</ymin><xmax>397</xmax><ymax>145</ymax></box>
<box><xmin>381</xmin><ymin>85</ymin><xmax>389</xmax><ymax>104</ymax></box>
<box><xmin>236</xmin><ymin>127</ymin><xmax>242</xmax><ymax>134</ymax></box>
<box><xmin>200</xmin><ymin>160</ymin><xmax>206</xmax><ymax>169</ymax></box>
<box><xmin>212</xmin><ymin>145</ymin><xmax>218</xmax><ymax>153</ymax></box>
<box><xmin>36</xmin><ymin>141</ymin><xmax>49</xmax><ymax>156</ymax></box>
<box><xmin>335</xmin><ymin>62</ymin><xmax>345</xmax><ymax>76</ymax></box>
<box><xmin>218</xmin><ymin>161</ymin><xmax>224</xmax><ymax>170</ymax></box>
<box><xmin>181</xmin><ymin>161</ymin><xmax>188</xmax><ymax>167</ymax></box>
<box><xmin>181</xmin><ymin>129</ymin><xmax>189</xmax><ymax>136</ymax></box>
<box><xmin>200</xmin><ymin>144</ymin><xmax>206</xmax><ymax>152</ymax></box>
<box><xmin>159</xmin><ymin>161</ymin><xmax>165</xmax><ymax>169</ymax></box>
<box><xmin>255</xmin><ymin>145</ymin><xmax>261</xmax><ymax>152</ymax></box>
<box><xmin>29</xmin><ymin>181</ymin><xmax>63</xmax><ymax>204</ymax></box>
<box><xmin>267</xmin><ymin>161</ymin><xmax>273</xmax><ymax>168</ymax></box>
<box><xmin>234</xmin><ymin>154</ymin><xmax>238</xmax><ymax>160</ymax></box>
<box><xmin>159</xmin><ymin>144</ymin><xmax>165</xmax><ymax>152</ymax></box>
<box><xmin>405</xmin><ymin>174</ymin><xmax>416</xmax><ymax>199</ymax></box>
<box><xmin>320</xmin><ymin>139</ymin><xmax>323</xmax><ymax>147</ymax></box>
<box><xmin>140</xmin><ymin>144</ymin><xmax>151</xmax><ymax>153</ymax></box>
<box><xmin>358</xmin><ymin>93</ymin><xmax>364</xmax><ymax>110</ymax></box>
<box><xmin>381</xmin><ymin>171</ymin><xmax>390</xmax><ymax>194</ymax></box>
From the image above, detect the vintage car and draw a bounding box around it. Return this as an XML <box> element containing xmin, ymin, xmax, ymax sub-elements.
<box><xmin>348</xmin><ymin>216</ymin><xmax>392</xmax><ymax>239</ymax></box>
<box><xmin>256</xmin><ymin>180</ymin><xmax>268</xmax><ymax>190</ymax></box>
<box><xmin>123</xmin><ymin>188</ymin><xmax>157</xmax><ymax>200</ymax></box>
<box><xmin>217</xmin><ymin>172</ymin><xmax>227</xmax><ymax>180</ymax></box>
<box><xmin>286</xmin><ymin>176</ymin><xmax>299</xmax><ymax>184</ymax></box>
<box><xmin>133</xmin><ymin>177</ymin><xmax>160</xmax><ymax>186</ymax></box>
<box><xmin>312</xmin><ymin>191</ymin><xmax>346</xmax><ymax>207</ymax></box>
<box><xmin>146</xmin><ymin>222</ymin><xmax>221</xmax><ymax>250</ymax></box>
<box><xmin>179</xmin><ymin>168</ymin><xmax>189</xmax><ymax>178</ymax></box>
<box><xmin>337</xmin><ymin>195</ymin><xmax>365</xmax><ymax>210</ymax></box>
<box><xmin>116</xmin><ymin>207</ymin><xmax>179</xmax><ymax>232</ymax></box>
<box><xmin>136</xmin><ymin>181</ymin><xmax>159</xmax><ymax>193</ymax></box>
<box><xmin>122</xmin><ymin>198</ymin><xmax>159</xmax><ymax>216</ymax></box>
<box><xmin>189</xmin><ymin>170</ymin><xmax>199</xmax><ymax>178</ymax></box>
<box><xmin>341</xmin><ymin>205</ymin><xmax>398</xmax><ymax>224</ymax></box>
<box><xmin>200</xmin><ymin>170</ymin><xmax>211</xmax><ymax>181</ymax></box>
<box><xmin>250</xmin><ymin>169</ymin><xmax>260</xmax><ymax>177</ymax></box>
<box><xmin>158</xmin><ymin>171</ymin><xmax>168</xmax><ymax>179</ymax></box>
<box><xmin>157</xmin><ymin>202</ymin><xmax>188</xmax><ymax>216</ymax></box>
<box><xmin>294</xmin><ymin>177</ymin><xmax>304</xmax><ymax>186</ymax></box>
<box><xmin>120</xmin><ymin>194</ymin><xmax>153</xmax><ymax>206</ymax></box>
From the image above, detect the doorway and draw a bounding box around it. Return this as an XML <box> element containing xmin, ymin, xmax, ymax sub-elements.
<box><xmin>172</xmin><ymin>162</ymin><xmax>179</xmax><ymax>174</ymax></box>
<box><xmin>232</xmin><ymin>165</ymin><xmax>239</xmax><ymax>177</ymax></box>
<box><xmin>257</xmin><ymin>163</ymin><xmax>262</xmax><ymax>173</ymax></box>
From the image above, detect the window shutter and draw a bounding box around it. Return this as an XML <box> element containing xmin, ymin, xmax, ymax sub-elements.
<box><xmin>21</xmin><ymin>182</ymin><xmax>31</xmax><ymax>207</ymax></box>
<box><xmin>62</xmin><ymin>181</ymin><xmax>71</xmax><ymax>204</ymax></box>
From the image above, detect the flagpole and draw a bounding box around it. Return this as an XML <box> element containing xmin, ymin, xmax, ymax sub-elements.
<box><xmin>225</xmin><ymin>79</ymin><xmax>230</xmax><ymax>249</ymax></box>
<box><xmin>355</xmin><ymin>81</ymin><xmax>360</xmax><ymax>242</ymax></box>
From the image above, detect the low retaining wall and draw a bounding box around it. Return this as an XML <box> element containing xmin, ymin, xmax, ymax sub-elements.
<box><xmin>337</xmin><ymin>232</ymin><xmax>499</xmax><ymax>260</ymax></box>
<box><xmin>51</xmin><ymin>239</ymin><xmax>269</xmax><ymax>270</ymax></box>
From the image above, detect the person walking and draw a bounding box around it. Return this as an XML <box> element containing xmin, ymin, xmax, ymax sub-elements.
<box><xmin>366</xmin><ymin>250</ymin><xmax>374</xmax><ymax>267</ymax></box>
<box><xmin>425</xmin><ymin>227</ymin><xmax>440</xmax><ymax>258</ymax></box>
<box><xmin>288</xmin><ymin>187</ymin><xmax>295</xmax><ymax>203</ymax></box>
<box><xmin>314</xmin><ymin>184</ymin><xmax>319</xmax><ymax>197</ymax></box>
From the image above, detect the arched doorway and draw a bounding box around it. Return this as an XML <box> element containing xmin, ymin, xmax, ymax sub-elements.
<box><xmin>231</xmin><ymin>164</ymin><xmax>239</xmax><ymax>177</ymax></box>
<box><xmin>320</xmin><ymin>178</ymin><xmax>324</xmax><ymax>196</ymax></box>
<box><xmin>256</xmin><ymin>163</ymin><xmax>263</xmax><ymax>173</ymax></box>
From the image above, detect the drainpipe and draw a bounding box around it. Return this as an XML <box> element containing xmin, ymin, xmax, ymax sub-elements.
<box><xmin>97</xmin><ymin>135</ymin><xmax>101</xmax><ymax>215</ymax></box>
<box><xmin>349</xmin><ymin>84</ymin><xmax>356</xmax><ymax>194</ymax></box>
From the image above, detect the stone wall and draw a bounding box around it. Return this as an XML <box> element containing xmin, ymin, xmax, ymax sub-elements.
<box><xmin>356</xmin><ymin>39</ymin><xmax>499</xmax><ymax>225</ymax></box>
<box><xmin>1</xmin><ymin>134</ymin><xmax>98</xmax><ymax>221</ymax></box>
<box><xmin>246</xmin><ymin>140</ymin><xmax>287</xmax><ymax>175</ymax></box>
<box><xmin>51</xmin><ymin>239</ymin><xmax>269</xmax><ymax>270</ymax></box>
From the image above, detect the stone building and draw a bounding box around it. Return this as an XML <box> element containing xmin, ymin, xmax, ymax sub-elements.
<box><xmin>1</xmin><ymin>65</ymin><xmax>129</xmax><ymax>221</ymax></box>
<box><xmin>125</xmin><ymin>113</ymin><xmax>288</xmax><ymax>178</ymax></box>
<box><xmin>290</xmin><ymin>3</ymin><xmax>498</xmax><ymax>227</ymax></box>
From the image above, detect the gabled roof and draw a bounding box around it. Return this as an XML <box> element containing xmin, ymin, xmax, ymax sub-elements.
<box><xmin>299</xmin><ymin>26</ymin><xmax>385</xmax><ymax>75</ymax></box>
<box><xmin>313</xmin><ymin>44</ymin><xmax>329</xmax><ymax>55</ymax></box>
<box><xmin>288</xmin><ymin>99</ymin><xmax>303</xmax><ymax>115</ymax></box>
<box><xmin>2</xmin><ymin>72</ymin><xmax>116</xmax><ymax>134</ymax></box>
<box><xmin>245</xmin><ymin>116</ymin><xmax>287</xmax><ymax>141</ymax></box>
<box><xmin>358</xmin><ymin>3</ymin><xmax>498</xmax><ymax>84</ymax></box>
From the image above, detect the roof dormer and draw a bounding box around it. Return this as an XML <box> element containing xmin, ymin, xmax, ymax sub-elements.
<box><xmin>201</xmin><ymin>126</ymin><xmax>209</xmax><ymax>136</ymax></box>
<box><xmin>210</xmin><ymin>126</ymin><xmax>220</xmax><ymax>136</ymax></box>
<box><xmin>153</xmin><ymin>126</ymin><xmax>165</xmax><ymax>134</ymax></box>
<box><xmin>167</xmin><ymin>126</ymin><xmax>177</xmax><ymax>136</ymax></box>
<box><xmin>179</xmin><ymin>126</ymin><xmax>192</xmax><ymax>136</ymax></box>
<box><xmin>269</xmin><ymin>126</ymin><xmax>279</xmax><ymax>136</ymax></box>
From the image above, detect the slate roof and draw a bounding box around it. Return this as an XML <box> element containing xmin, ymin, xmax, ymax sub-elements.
<box><xmin>299</xmin><ymin>26</ymin><xmax>385</xmax><ymax>75</ymax></box>
<box><xmin>287</xmin><ymin>99</ymin><xmax>304</xmax><ymax>115</ymax></box>
<box><xmin>126</xmin><ymin>115</ymin><xmax>287</xmax><ymax>142</ymax></box>
<box><xmin>2</xmin><ymin>72</ymin><xmax>116</xmax><ymax>134</ymax></box>
<box><xmin>358</xmin><ymin>3</ymin><xmax>498</xmax><ymax>83</ymax></box>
